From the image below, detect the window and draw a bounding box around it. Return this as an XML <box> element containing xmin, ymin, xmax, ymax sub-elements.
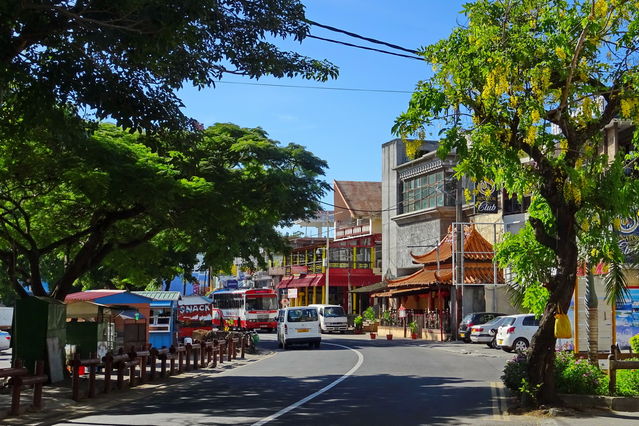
<box><xmin>246</xmin><ymin>296</ymin><xmax>278</xmax><ymax>311</ymax></box>
<box><xmin>401</xmin><ymin>171</ymin><xmax>445</xmax><ymax>213</ymax></box>
<box><xmin>504</xmin><ymin>191</ymin><xmax>531</xmax><ymax>215</ymax></box>
<box><xmin>523</xmin><ymin>316</ymin><xmax>540</xmax><ymax>326</ymax></box>
<box><xmin>287</xmin><ymin>308</ymin><xmax>318</xmax><ymax>322</ymax></box>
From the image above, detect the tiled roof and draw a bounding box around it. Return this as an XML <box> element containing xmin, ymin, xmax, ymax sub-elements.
<box><xmin>132</xmin><ymin>291</ymin><xmax>181</xmax><ymax>301</ymax></box>
<box><xmin>410</xmin><ymin>224</ymin><xmax>496</xmax><ymax>264</ymax></box>
<box><xmin>334</xmin><ymin>181</ymin><xmax>381</xmax><ymax>217</ymax></box>
<box><xmin>387</xmin><ymin>262</ymin><xmax>504</xmax><ymax>288</ymax></box>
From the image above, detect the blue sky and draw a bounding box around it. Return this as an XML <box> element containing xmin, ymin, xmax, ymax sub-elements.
<box><xmin>178</xmin><ymin>0</ymin><xmax>467</xmax><ymax>212</ymax></box>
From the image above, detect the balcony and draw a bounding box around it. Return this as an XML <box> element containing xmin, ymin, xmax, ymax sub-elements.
<box><xmin>335</xmin><ymin>223</ymin><xmax>371</xmax><ymax>240</ymax></box>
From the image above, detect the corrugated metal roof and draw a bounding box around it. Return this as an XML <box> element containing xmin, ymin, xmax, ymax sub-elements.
<box><xmin>132</xmin><ymin>291</ymin><xmax>181</xmax><ymax>301</ymax></box>
<box><xmin>65</xmin><ymin>290</ymin><xmax>126</xmax><ymax>302</ymax></box>
<box><xmin>334</xmin><ymin>181</ymin><xmax>381</xmax><ymax>218</ymax></box>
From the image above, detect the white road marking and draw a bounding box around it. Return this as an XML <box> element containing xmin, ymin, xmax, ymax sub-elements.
<box><xmin>251</xmin><ymin>342</ymin><xmax>364</xmax><ymax>426</ymax></box>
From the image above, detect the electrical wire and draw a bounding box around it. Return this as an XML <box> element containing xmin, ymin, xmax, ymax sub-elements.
<box><xmin>306</xmin><ymin>19</ymin><xmax>420</xmax><ymax>55</ymax></box>
<box><xmin>215</xmin><ymin>80</ymin><xmax>413</xmax><ymax>94</ymax></box>
<box><xmin>306</xmin><ymin>34</ymin><xmax>423</xmax><ymax>61</ymax></box>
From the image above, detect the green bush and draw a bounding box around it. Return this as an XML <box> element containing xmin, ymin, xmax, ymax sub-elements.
<box><xmin>630</xmin><ymin>334</ymin><xmax>639</xmax><ymax>354</ymax></box>
<box><xmin>354</xmin><ymin>315</ymin><xmax>363</xmax><ymax>329</ymax></box>
<box><xmin>615</xmin><ymin>358</ymin><xmax>639</xmax><ymax>397</ymax></box>
<box><xmin>363</xmin><ymin>307</ymin><xmax>375</xmax><ymax>322</ymax></box>
<box><xmin>554</xmin><ymin>352</ymin><xmax>607</xmax><ymax>395</ymax></box>
<box><xmin>502</xmin><ymin>352</ymin><xmax>529</xmax><ymax>394</ymax></box>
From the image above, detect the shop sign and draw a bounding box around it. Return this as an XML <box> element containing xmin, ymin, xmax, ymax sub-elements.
<box><xmin>474</xmin><ymin>180</ymin><xmax>499</xmax><ymax>214</ymax></box>
<box><xmin>178</xmin><ymin>304</ymin><xmax>212</xmax><ymax>323</ymax></box>
<box><xmin>618</xmin><ymin>216</ymin><xmax>639</xmax><ymax>262</ymax></box>
<box><xmin>287</xmin><ymin>288</ymin><xmax>298</xmax><ymax>299</ymax></box>
<box><xmin>291</xmin><ymin>265</ymin><xmax>308</xmax><ymax>275</ymax></box>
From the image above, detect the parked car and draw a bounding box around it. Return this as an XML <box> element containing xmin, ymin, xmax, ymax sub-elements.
<box><xmin>276</xmin><ymin>307</ymin><xmax>321</xmax><ymax>350</ymax></box>
<box><xmin>458</xmin><ymin>312</ymin><xmax>505</xmax><ymax>343</ymax></box>
<box><xmin>495</xmin><ymin>314</ymin><xmax>540</xmax><ymax>352</ymax></box>
<box><xmin>470</xmin><ymin>315</ymin><xmax>508</xmax><ymax>348</ymax></box>
<box><xmin>0</xmin><ymin>331</ymin><xmax>10</xmax><ymax>351</ymax></box>
<box><xmin>308</xmin><ymin>304</ymin><xmax>348</xmax><ymax>333</ymax></box>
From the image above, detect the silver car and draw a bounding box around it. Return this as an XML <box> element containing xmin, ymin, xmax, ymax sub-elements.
<box><xmin>470</xmin><ymin>316</ymin><xmax>507</xmax><ymax>348</ymax></box>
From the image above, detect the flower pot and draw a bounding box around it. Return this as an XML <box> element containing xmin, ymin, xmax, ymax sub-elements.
<box><xmin>370</xmin><ymin>332</ymin><xmax>377</xmax><ymax>339</ymax></box>
<box><xmin>411</xmin><ymin>333</ymin><xmax>418</xmax><ymax>339</ymax></box>
<box><xmin>386</xmin><ymin>334</ymin><xmax>393</xmax><ymax>340</ymax></box>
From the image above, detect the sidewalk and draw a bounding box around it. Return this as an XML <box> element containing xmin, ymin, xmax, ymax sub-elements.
<box><xmin>0</xmin><ymin>349</ymin><xmax>272</xmax><ymax>425</ymax></box>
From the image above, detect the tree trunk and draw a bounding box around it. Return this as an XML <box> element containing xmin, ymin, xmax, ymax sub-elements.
<box><xmin>586</xmin><ymin>267</ymin><xmax>598</xmax><ymax>365</ymax></box>
<box><xmin>527</xmin><ymin>215</ymin><xmax>578</xmax><ymax>406</ymax></box>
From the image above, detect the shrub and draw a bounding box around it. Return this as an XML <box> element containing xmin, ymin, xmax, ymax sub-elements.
<box><xmin>408</xmin><ymin>320</ymin><xmax>418</xmax><ymax>334</ymax></box>
<box><xmin>502</xmin><ymin>352</ymin><xmax>529</xmax><ymax>394</ymax></box>
<box><xmin>615</xmin><ymin>358</ymin><xmax>639</xmax><ymax>397</ymax></box>
<box><xmin>363</xmin><ymin>307</ymin><xmax>376</xmax><ymax>322</ymax></box>
<box><xmin>630</xmin><ymin>334</ymin><xmax>639</xmax><ymax>354</ymax></box>
<box><xmin>554</xmin><ymin>352</ymin><xmax>607</xmax><ymax>395</ymax></box>
<box><xmin>354</xmin><ymin>315</ymin><xmax>363</xmax><ymax>329</ymax></box>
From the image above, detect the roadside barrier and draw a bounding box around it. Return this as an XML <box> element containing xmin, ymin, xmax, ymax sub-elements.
<box><xmin>68</xmin><ymin>332</ymin><xmax>253</xmax><ymax>403</ymax></box>
<box><xmin>1</xmin><ymin>359</ymin><xmax>48</xmax><ymax>416</ymax></box>
<box><xmin>608</xmin><ymin>344</ymin><xmax>639</xmax><ymax>395</ymax></box>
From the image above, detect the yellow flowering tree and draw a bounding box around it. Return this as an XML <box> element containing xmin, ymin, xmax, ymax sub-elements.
<box><xmin>394</xmin><ymin>0</ymin><xmax>639</xmax><ymax>405</ymax></box>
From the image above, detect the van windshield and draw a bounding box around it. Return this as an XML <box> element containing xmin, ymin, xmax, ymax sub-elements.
<box><xmin>324</xmin><ymin>306</ymin><xmax>345</xmax><ymax>317</ymax></box>
<box><xmin>287</xmin><ymin>309</ymin><xmax>318</xmax><ymax>322</ymax></box>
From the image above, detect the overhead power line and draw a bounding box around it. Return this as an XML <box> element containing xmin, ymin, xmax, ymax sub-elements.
<box><xmin>215</xmin><ymin>80</ymin><xmax>412</xmax><ymax>94</ymax></box>
<box><xmin>307</xmin><ymin>19</ymin><xmax>420</xmax><ymax>55</ymax></box>
<box><xmin>307</xmin><ymin>34</ymin><xmax>423</xmax><ymax>61</ymax></box>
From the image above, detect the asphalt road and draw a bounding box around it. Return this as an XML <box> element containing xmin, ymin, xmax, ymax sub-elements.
<box><xmin>51</xmin><ymin>333</ymin><xmax>521</xmax><ymax>426</ymax></box>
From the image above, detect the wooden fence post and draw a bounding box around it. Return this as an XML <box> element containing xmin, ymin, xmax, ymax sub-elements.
<box><xmin>88</xmin><ymin>353</ymin><xmax>97</xmax><ymax>399</ymax></box>
<box><xmin>71</xmin><ymin>354</ymin><xmax>81</xmax><ymax>402</ymax></box>
<box><xmin>608</xmin><ymin>345</ymin><xmax>617</xmax><ymax>395</ymax></box>
<box><xmin>103</xmin><ymin>353</ymin><xmax>113</xmax><ymax>394</ymax></box>
<box><xmin>185</xmin><ymin>343</ymin><xmax>192</xmax><ymax>371</ymax></box>
<box><xmin>169</xmin><ymin>346</ymin><xmax>176</xmax><ymax>376</ymax></box>
<box><xmin>32</xmin><ymin>360</ymin><xmax>45</xmax><ymax>410</ymax></box>
<box><xmin>10</xmin><ymin>359</ymin><xmax>23</xmax><ymax>416</ymax></box>
<box><xmin>149</xmin><ymin>348</ymin><xmax>158</xmax><ymax>381</ymax></box>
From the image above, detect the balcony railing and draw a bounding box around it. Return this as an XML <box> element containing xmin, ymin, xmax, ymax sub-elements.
<box><xmin>335</xmin><ymin>223</ymin><xmax>371</xmax><ymax>240</ymax></box>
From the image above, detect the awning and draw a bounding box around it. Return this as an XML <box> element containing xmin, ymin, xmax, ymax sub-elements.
<box><xmin>311</xmin><ymin>274</ymin><xmax>381</xmax><ymax>288</ymax></box>
<box><xmin>350</xmin><ymin>281</ymin><xmax>387</xmax><ymax>294</ymax></box>
<box><xmin>276</xmin><ymin>277</ymin><xmax>293</xmax><ymax>289</ymax></box>
<box><xmin>288</xmin><ymin>275</ymin><xmax>317</xmax><ymax>288</ymax></box>
<box><xmin>150</xmin><ymin>301</ymin><xmax>173</xmax><ymax>308</ymax></box>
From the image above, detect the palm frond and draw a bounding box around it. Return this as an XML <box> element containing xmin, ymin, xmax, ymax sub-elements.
<box><xmin>604</xmin><ymin>261</ymin><xmax>630</xmax><ymax>305</ymax></box>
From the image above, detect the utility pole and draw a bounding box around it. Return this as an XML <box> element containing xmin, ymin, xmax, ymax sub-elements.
<box><xmin>325</xmin><ymin>212</ymin><xmax>331</xmax><ymax>305</ymax></box>
<box><xmin>453</xmin><ymin>175</ymin><xmax>463</xmax><ymax>341</ymax></box>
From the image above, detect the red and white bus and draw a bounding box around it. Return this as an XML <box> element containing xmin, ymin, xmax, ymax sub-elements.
<box><xmin>210</xmin><ymin>288</ymin><xmax>278</xmax><ymax>331</ymax></box>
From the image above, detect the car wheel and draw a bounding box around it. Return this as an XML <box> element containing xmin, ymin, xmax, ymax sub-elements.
<box><xmin>513</xmin><ymin>338</ymin><xmax>529</xmax><ymax>352</ymax></box>
<box><xmin>502</xmin><ymin>346</ymin><xmax>513</xmax><ymax>353</ymax></box>
<box><xmin>486</xmin><ymin>342</ymin><xmax>493</xmax><ymax>348</ymax></box>
<box><xmin>490</xmin><ymin>338</ymin><xmax>498</xmax><ymax>349</ymax></box>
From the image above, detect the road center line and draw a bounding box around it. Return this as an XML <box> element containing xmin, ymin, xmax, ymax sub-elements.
<box><xmin>251</xmin><ymin>342</ymin><xmax>364</xmax><ymax>426</ymax></box>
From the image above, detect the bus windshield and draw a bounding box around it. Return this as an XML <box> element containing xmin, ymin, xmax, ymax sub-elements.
<box><xmin>246</xmin><ymin>296</ymin><xmax>277</xmax><ymax>311</ymax></box>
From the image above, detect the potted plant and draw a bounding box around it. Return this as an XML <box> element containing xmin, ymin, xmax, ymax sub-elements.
<box><xmin>370</xmin><ymin>331</ymin><xmax>377</xmax><ymax>339</ymax></box>
<box><xmin>354</xmin><ymin>315</ymin><xmax>363</xmax><ymax>334</ymax></box>
<box><xmin>409</xmin><ymin>320</ymin><xmax>419</xmax><ymax>339</ymax></box>
<box><xmin>381</xmin><ymin>311</ymin><xmax>393</xmax><ymax>339</ymax></box>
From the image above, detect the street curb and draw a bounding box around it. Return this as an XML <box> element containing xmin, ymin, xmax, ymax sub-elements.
<box><xmin>559</xmin><ymin>393</ymin><xmax>639</xmax><ymax>412</ymax></box>
<box><xmin>1</xmin><ymin>350</ymin><xmax>275</xmax><ymax>425</ymax></box>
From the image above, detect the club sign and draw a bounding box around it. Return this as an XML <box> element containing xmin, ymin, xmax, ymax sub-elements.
<box><xmin>475</xmin><ymin>180</ymin><xmax>499</xmax><ymax>214</ymax></box>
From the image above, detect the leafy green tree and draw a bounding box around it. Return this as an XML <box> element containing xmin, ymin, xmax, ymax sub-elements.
<box><xmin>0</xmin><ymin>122</ymin><xmax>329</xmax><ymax>300</ymax></box>
<box><xmin>394</xmin><ymin>0</ymin><xmax>639</xmax><ymax>405</ymax></box>
<box><xmin>0</xmin><ymin>0</ymin><xmax>337</xmax><ymax>133</ymax></box>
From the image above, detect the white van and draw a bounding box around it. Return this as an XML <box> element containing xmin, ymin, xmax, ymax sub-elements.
<box><xmin>308</xmin><ymin>304</ymin><xmax>348</xmax><ymax>333</ymax></box>
<box><xmin>276</xmin><ymin>307</ymin><xmax>321</xmax><ymax>350</ymax></box>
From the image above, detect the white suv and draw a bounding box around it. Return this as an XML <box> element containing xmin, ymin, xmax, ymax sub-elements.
<box><xmin>277</xmin><ymin>307</ymin><xmax>321</xmax><ymax>350</ymax></box>
<box><xmin>495</xmin><ymin>314</ymin><xmax>540</xmax><ymax>352</ymax></box>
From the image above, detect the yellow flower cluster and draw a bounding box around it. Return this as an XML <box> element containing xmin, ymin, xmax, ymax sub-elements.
<box><xmin>482</xmin><ymin>67</ymin><xmax>509</xmax><ymax>99</ymax></box>
<box><xmin>593</xmin><ymin>0</ymin><xmax>608</xmax><ymax>17</ymax></box>
<box><xmin>555</xmin><ymin>46</ymin><xmax>567</xmax><ymax>61</ymax></box>
<box><xmin>404</xmin><ymin>138</ymin><xmax>422</xmax><ymax>159</ymax></box>
<box><xmin>525</xmin><ymin>126</ymin><xmax>537</xmax><ymax>145</ymax></box>
<box><xmin>530</xmin><ymin>109</ymin><xmax>541</xmax><ymax>123</ymax></box>
<box><xmin>621</xmin><ymin>98</ymin><xmax>639</xmax><ymax>119</ymax></box>
<box><xmin>613</xmin><ymin>217</ymin><xmax>622</xmax><ymax>230</ymax></box>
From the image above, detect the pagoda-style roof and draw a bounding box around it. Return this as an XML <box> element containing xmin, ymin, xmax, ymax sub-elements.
<box><xmin>386</xmin><ymin>262</ymin><xmax>503</xmax><ymax>289</ymax></box>
<box><xmin>410</xmin><ymin>224</ymin><xmax>496</xmax><ymax>265</ymax></box>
